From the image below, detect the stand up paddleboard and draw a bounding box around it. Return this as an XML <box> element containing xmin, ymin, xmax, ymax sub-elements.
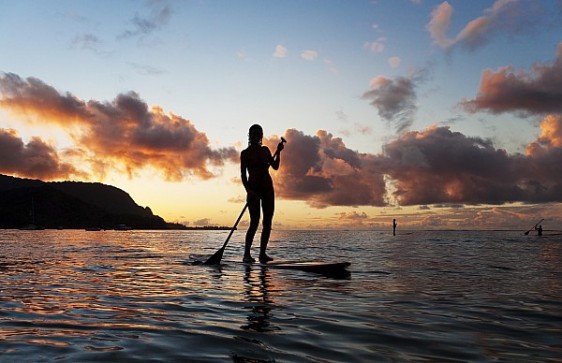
<box><xmin>241</xmin><ymin>260</ymin><xmax>351</xmax><ymax>278</ymax></box>
<box><xmin>188</xmin><ymin>255</ymin><xmax>351</xmax><ymax>278</ymax></box>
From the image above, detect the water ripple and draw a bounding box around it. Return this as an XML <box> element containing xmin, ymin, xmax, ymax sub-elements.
<box><xmin>0</xmin><ymin>229</ymin><xmax>561</xmax><ymax>362</ymax></box>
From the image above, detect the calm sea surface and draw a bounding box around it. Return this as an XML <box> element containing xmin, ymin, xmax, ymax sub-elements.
<box><xmin>1</xmin><ymin>229</ymin><xmax>561</xmax><ymax>362</ymax></box>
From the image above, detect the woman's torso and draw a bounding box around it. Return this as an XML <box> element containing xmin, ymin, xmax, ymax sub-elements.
<box><xmin>243</xmin><ymin>146</ymin><xmax>273</xmax><ymax>191</ymax></box>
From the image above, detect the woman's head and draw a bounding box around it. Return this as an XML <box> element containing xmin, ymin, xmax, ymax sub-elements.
<box><xmin>248</xmin><ymin>124</ymin><xmax>263</xmax><ymax>146</ymax></box>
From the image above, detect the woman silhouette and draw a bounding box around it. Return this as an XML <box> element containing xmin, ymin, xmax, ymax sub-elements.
<box><xmin>241</xmin><ymin>124</ymin><xmax>284</xmax><ymax>263</ymax></box>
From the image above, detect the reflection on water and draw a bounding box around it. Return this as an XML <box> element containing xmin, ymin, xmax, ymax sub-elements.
<box><xmin>0</xmin><ymin>229</ymin><xmax>561</xmax><ymax>362</ymax></box>
<box><xmin>241</xmin><ymin>265</ymin><xmax>278</xmax><ymax>333</ymax></box>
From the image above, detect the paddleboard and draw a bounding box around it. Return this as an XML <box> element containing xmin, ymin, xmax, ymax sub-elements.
<box><xmin>241</xmin><ymin>260</ymin><xmax>351</xmax><ymax>278</ymax></box>
<box><xmin>186</xmin><ymin>255</ymin><xmax>351</xmax><ymax>277</ymax></box>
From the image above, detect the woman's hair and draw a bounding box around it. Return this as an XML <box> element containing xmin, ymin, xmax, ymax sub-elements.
<box><xmin>248</xmin><ymin>124</ymin><xmax>263</xmax><ymax>146</ymax></box>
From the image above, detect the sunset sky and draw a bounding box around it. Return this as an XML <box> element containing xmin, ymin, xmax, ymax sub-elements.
<box><xmin>1</xmin><ymin>0</ymin><xmax>562</xmax><ymax>230</ymax></box>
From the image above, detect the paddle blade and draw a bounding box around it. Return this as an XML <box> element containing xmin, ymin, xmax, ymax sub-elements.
<box><xmin>203</xmin><ymin>247</ymin><xmax>225</xmax><ymax>265</ymax></box>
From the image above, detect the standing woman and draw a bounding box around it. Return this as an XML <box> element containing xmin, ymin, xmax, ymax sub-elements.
<box><xmin>241</xmin><ymin>124</ymin><xmax>284</xmax><ymax>263</ymax></box>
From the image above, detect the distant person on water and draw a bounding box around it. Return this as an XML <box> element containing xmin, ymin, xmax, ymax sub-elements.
<box><xmin>241</xmin><ymin>124</ymin><xmax>284</xmax><ymax>263</ymax></box>
<box><xmin>393</xmin><ymin>219</ymin><xmax>397</xmax><ymax>236</ymax></box>
<box><xmin>536</xmin><ymin>225</ymin><xmax>543</xmax><ymax>236</ymax></box>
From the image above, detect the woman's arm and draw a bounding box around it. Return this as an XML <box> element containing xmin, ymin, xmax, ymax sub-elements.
<box><xmin>269</xmin><ymin>143</ymin><xmax>283</xmax><ymax>170</ymax></box>
<box><xmin>240</xmin><ymin>150</ymin><xmax>249</xmax><ymax>191</ymax></box>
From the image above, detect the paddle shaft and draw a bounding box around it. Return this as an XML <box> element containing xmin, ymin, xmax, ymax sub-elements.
<box><xmin>220</xmin><ymin>203</ymin><xmax>248</xmax><ymax>250</ymax></box>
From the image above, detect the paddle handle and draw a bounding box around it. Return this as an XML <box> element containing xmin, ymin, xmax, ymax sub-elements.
<box><xmin>272</xmin><ymin>137</ymin><xmax>286</xmax><ymax>159</ymax></box>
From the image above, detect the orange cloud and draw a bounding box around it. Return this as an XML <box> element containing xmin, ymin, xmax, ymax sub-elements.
<box><xmin>3</xmin><ymin>73</ymin><xmax>562</xmax><ymax>208</ymax></box>
<box><xmin>527</xmin><ymin>115</ymin><xmax>562</xmax><ymax>157</ymax></box>
<box><xmin>0</xmin><ymin>73</ymin><xmax>237</xmax><ymax>181</ymax></box>
<box><xmin>539</xmin><ymin>114</ymin><xmax>562</xmax><ymax>148</ymax></box>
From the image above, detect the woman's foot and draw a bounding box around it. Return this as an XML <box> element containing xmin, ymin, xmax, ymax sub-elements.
<box><xmin>243</xmin><ymin>255</ymin><xmax>256</xmax><ymax>263</ymax></box>
<box><xmin>259</xmin><ymin>254</ymin><xmax>274</xmax><ymax>263</ymax></box>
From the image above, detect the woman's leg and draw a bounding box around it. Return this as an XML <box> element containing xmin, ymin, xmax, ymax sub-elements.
<box><xmin>244</xmin><ymin>197</ymin><xmax>261</xmax><ymax>262</ymax></box>
<box><xmin>259</xmin><ymin>191</ymin><xmax>275</xmax><ymax>262</ymax></box>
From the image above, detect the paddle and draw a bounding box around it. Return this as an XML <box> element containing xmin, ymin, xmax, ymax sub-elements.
<box><xmin>524</xmin><ymin>218</ymin><xmax>544</xmax><ymax>235</ymax></box>
<box><xmin>203</xmin><ymin>203</ymin><xmax>248</xmax><ymax>265</ymax></box>
<box><xmin>203</xmin><ymin>136</ymin><xmax>287</xmax><ymax>265</ymax></box>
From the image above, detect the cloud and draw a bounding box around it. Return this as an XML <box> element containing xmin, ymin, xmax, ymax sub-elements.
<box><xmin>380</xmin><ymin>125</ymin><xmax>523</xmax><ymax>205</ymax></box>
<box><xmin>71</xmin><ymin>33</ymin><xmax>102</xmax><ymax>52</ymax></box>
<box><xmin>335</xmin><ymin>211</ymin><xmax>371</xmax><ymax>228</ymax></box>
<box><xmin>128</xmin><ymin>62</ymin><xmax>166</xmax><ymax>75</ymax></box>
<box><xmin>364</xmin><ymin>37</ymin><xmax>386</xmax><ymax>53</ymax></box>
<box><xmin>427</xmin><ymin>2</ymin><xmax>455</xmax><ymax>48</ymax></box>
<box><xmin>526</xmin><ymin>114</ymin><xmax>562</xmax><ymax>155</ymax></box>
<box><xmin>380</xmin><ymin>122</ymin><xmax>562</xmax><ymax>205</ymax></box>
<box><xmin>461</xmin><ymin>43</ymin><xmax>562</xmax><ymax>115</ymax></box>
<box><xmin>3</xmin><ymin>73</ymin><xmax>561</xmax><ymax>208</ymax></box>
<box><xmin>362</xmin><ymin>74</ymin><xmax>419</xmax><ymax>133</ymax></box>
<box><xmin>427</xmin><ymin>0</ymin><xmax>530</xmax><ymax>51</ymax></box>
<box><xmin>336</xmin><ymin>211</ymin><xmax>369</xmax><ymax>221</ymax></box>
<box><xmin>273</xmin><ymin>44</ymin><xmax>288</xmax><ymax>58</ymax></box>
<box><xmin>301</xmin><ymin>50</ymin><xmax>318</xmax><ymax>61</ymax></box>
<box><xmin>120</xmin><ymin>1</ymin><xmax>172</xmax><ymax>39</ymax></box>
<box><xmin>194</xmin><ymin>218</ymin><xmax>211</xmax><ymax>226</ymax></box>
<box><xmin>0</xmin><ymin>73</ymin><xmax>237</xmax><ymax>181</ymax></box>
<box><xmin>535</xmin><ymin>114</ymin><xmax>562</xmax><ymax>148</ymax></box>
<box><xmin>270</xmin><ymin>129</ymin><xmax>387</xmax><ymax>208</ymax></box>
<box><xmin>267</xmin><ymin>115</ymin><xmax>562</xmax><ymax>208</ymax></box>
<box><xmin>0</xmin><ymin>129</ymin><xmax>82</xmax><ymax>180</ymax></box>
<box><xmin>324</xmin><ymin>58</ymin><xmax>338</xmax><ymax>74</ymax></box>
<box><xmin>388</xmin><ymin>56</ymin><xmax>401</xmax><ymax>69</ymax></box>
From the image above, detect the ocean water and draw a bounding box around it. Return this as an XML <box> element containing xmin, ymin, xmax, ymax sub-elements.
<box><xmin>0</xmin><ymin>229</ymin><xmax>561</xmax><ymax>362</ymax></box>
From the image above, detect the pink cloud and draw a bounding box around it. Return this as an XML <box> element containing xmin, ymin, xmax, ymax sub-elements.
<box><xmin>0</xmin><ymin>73</ymin><xmax>237</xmax><ymax>181</ymax></box>
<box><xmin>427</xmin><ymin>0</ymin><xmax>533</xmax><ymax>51</ymax></box>
<box><xmin>461</xmin><ymin>43</ymin><xmax>562</xmax><ymax>114</ymax></box>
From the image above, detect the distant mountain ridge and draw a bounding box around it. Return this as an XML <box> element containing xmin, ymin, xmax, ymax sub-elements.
<box><xmin>0</xmin><ymin>174</ymin><xmax>174</xmax><ymax>229</ymax></box>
